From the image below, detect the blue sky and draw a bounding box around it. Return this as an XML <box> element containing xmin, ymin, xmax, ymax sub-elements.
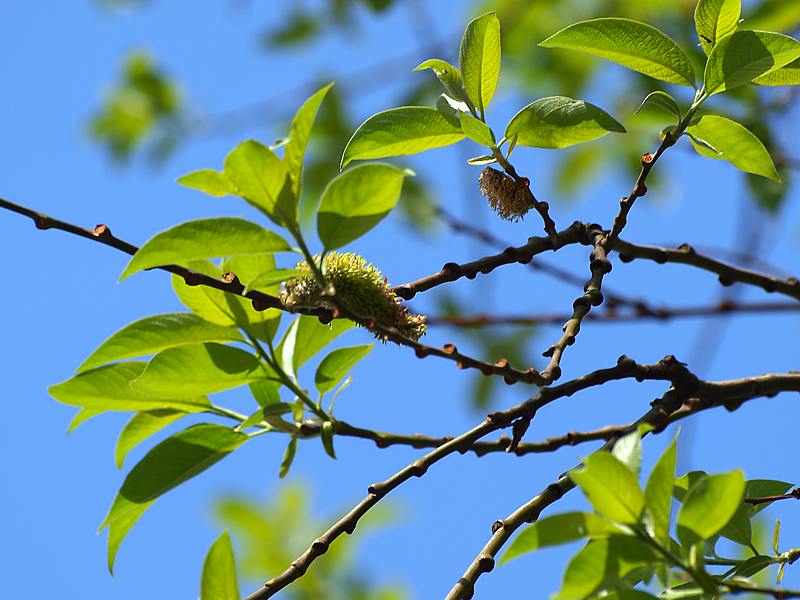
<box><xmin>1</xmin><ymin>2</ymin><xmax>799</xmax><ymax>599</ymax></box>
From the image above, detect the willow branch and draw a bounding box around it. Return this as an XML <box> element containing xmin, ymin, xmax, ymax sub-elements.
<box><xmin>615</xmin><ymin>238</ymin><xmax>800</xmax><ymax>302</ymax></box>
<box><xmin>427</xmin><ymin>300</ymin><xmax>800</xmax><ymax>328</ymax></box>
<box><xmin>746</xmin><ymin>487</ymin><xmax>800</xmax><ymax>506</ymax></box>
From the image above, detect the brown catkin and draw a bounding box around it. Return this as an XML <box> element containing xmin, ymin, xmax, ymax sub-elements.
<box><xmin>479</xmin><ymin>167</ymin><xmax>532</xmax><ymax>222</ymax></box>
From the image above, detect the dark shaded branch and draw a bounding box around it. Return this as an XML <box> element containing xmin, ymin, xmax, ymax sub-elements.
<box><xmin>746</xmin><ymin>487</ymin><xmax>800</xmax><ymax>506</ymax></box>
<box><xmin>392</xmin><ymin>220</ymin><xmax>588</xmax><ymax>300</ymax></box>
<box><xmin>427</xmin><ymin>300</ymin><xmax>800</xmax><ymax>327</ymax></box>
<box><xmin>615</xmin><ymin>238</ymin><xmax>800</xmax><ymax>302</ymax></box>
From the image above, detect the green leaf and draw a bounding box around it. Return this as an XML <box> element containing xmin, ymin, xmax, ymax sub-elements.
<box><xmin>467</xmin><ymin>154</ymin><xmax>497</xmax><ymax>166</ymax></box>
<box><xmin>673</xmin><ymin>471</ymin><xmax>708</xmax><ymax>502</ymax></box>
<box><xmin>677</xmin><ymin>470</ymin><xmax>745</xmax><ymax>546</ymax></box>
<box><xmin>223</xmin><ymin>140</ymin><xmax>294</xmax><ymax>226</ymax></box>
<box><xmin>50</xmin><ymin>362</ymin><xmax>211</xmax><ymax>413</ymax></box>
<box><xmin>101</xmin><ymin>423</ymin><xmax>247</xmax><ymax>572</ymax></box>
<box><xmin>754</xmin><ymin>57</ymin><xmax>800</xmax><ymax>85</ymax></box>
<box><xmin>132</xmin><ymin>343</ymin><xmax>268</xmax><ymax>397</ymax></box>
<box><xmin>611</xmin><ymin>430</ymin><xmax>642</xmax><ymax>476</ymax></box>
<box><xmin>248</xmin><ymin>379</ymin><xmax>281</xmax><ymax>407</ymax></box>
<box><xmin>554</xmin><ymin>539</ymin><xmax>609</xmax><ymax>600</ymax></box>
<box><xmin>284</xmin><ymin>83</ymin><xmax>333</xmax><ymax>199</ymax></box>
<box><xmin>178</xmin><ymin>169</ymin><xmax>237</xmax><ymax>197</ymax></box>
<box><xmin>341</xmin><ymin>107</ymin><xmax>464</xmax><ymax>168</ymax></box>
<box><xmin>459</xmin><ymin>112</ymin><xmax>495</xmax><ymax>146</ymax></box>
<box><xmin>414</xmin><ymin>59</ymin><xmax>472</xmax><ymax>108</ymax></box>
<box><xmin>774</xmin><ymin>518</ymin><xmax>781</xmax><ymax>554</ymax></box>
<box><xmin>279</xmin><ymin>437</ymin><xmax>297</xmax><ymax>478</ymax></box>
<box><xmin>505</xmin><ymin>96</ymin><xmax>625</xmax><ymax>149</ymax></box>
<box><xmin>733</xmin><ymin>555</ymin><xmax>776</xmax><ymax>578</ymax></box>
<box><xmin>318</xmin><ymin>163</ymin><xmax>411</xmax><ymax>250</ymax></box>
<box><xmin>67</xmin><ymin>408</ymin><xmax>103</xmax><ymax>433</ymax></box>
<box><xmin>570</xmin><ymin>452</ymin><xmax>645</xmax><ymax>524</ymax></box>
<box><xmin>636</xmin><ymin>91</ymin><xmax>682</xmax><ymax>123</ymax></box>
<box><xmin>315</xmin><ymin>344</ymin><xmax>373</xmax><ymax>393</ymax></box>
<box><xmin>695</xmin><ymin>0</ymin><xmax>741</xmax><ymax>55</ymax></box>
<box><xmin>501</xmin><ymin>512</ymin><xmax>620</xmax><ymax>564</ymax></box>
<box><xmin>276</xmin><ymin>315</ymin><xmax>354</xmax><ymax>374</ymax></box>
<box><xmin>718</xmin><ymin>501</ymin><xmax>752</xmax><ymax>546</ymax></box>
<box><xmin>704</xmin><ymin>30</ymin><xmax>800</xmax><ymax>95</ymax></box>
<box><xmin>645</xmin><ymin>436</ymin><xmax>677</xmax><ymax>546</ymax></box>
<box><xmin>244</xmin><ymin>268</ymin><xmax>303</xmax><ymax>293</ymax></box>
<box><xmin>540</xmin><ymin>18</ymin><xmax>696</xmax><ymax>87</ymax></box>
<box><xmin>686</xmin><ymin>114</ymin><xmax>779</xmax><ymax>181</ymax></box>
<box><xmin>120</xmin><ymin>217</ymin><xmax>290</xmax><ymax>280</ymax></box>
<box><xmin>459</xmin><ymin>12</ymin><xmax>501</xmax><ymax>117</ymax></box>
<box><xmin>79</xmin><ymin>313</ymin><xmax>243</xmax><ymax>372</ymax></box>
<box><xmin>200</xmin><ymin>531</ymin><xmax>240</xmax><ymax>600</ymax></box>
<box><xmin>321</xmin><ymin>420</ymin><xmax>336</xmax><ymax>459</ymax></box>
<box><xmin>114</xmin><ymin>409</ymin><xmax>184</xmax><ymax>469</ymax></box>
<box><xmin>745</xmin><ymin>479</ymin><xmax>793</xmax><ymax>515</ymax></box>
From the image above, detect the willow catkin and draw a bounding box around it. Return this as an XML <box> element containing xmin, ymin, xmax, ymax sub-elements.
<box><xmin>479</xmin><ymin>166</ymin><xmax>532</xmax><ymax>222</ymax></box>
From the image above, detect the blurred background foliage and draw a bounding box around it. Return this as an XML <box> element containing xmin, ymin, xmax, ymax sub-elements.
<box><xmin>85</xmin><ymin>2</ymin><xmax>799</xmax><ymax>591</ymax></box>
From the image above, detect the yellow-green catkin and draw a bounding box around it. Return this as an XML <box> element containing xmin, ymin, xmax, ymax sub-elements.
<box><xmin>281</xmin><ymin>252</ymin><xmax>427</xmax><ymax>341</ymax></box>
<box><xmin>479</xmin><ymin>166</ymin><xmax>531</xmax><ymax>222</ymax></box>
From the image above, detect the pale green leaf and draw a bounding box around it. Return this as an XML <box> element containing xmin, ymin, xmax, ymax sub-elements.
<box><xmin>686</xmin><ymin>114</ymin><xmax>779</xmax><ymax>181</ymax></box>
<box><xmin>50</xmin><ymin>362</ymin><xmax>211</xmax><ymax>413</ymax></box>
<box><xmin>718</xmin><ymin>502</ymin><xmax>752</xmax><ymax>546</ymax></box>
<box><xmin>321</xmin><ymin>420</ymin><xmax>336</xmax><ymax>459</ymax></box>
<box><xmin>132</xmin><ymin>343</ymin><xmax>268</xmax><ymax>397</ymax></box>
<box><xmin>341</xmin><ymin>107</ymin><xmax>464</xmax><ymax>168</ymax></box>
<box><xmin>733</xmin><ymin>555</ymin><xmax>777</xmax><ymax>578</ymax></box>
<box><xmin>200</xmin><ymin>531</ymin><xmax>240</xmax><ymax>600</ymax></box>
<box><xmin>459</xmin><ymin>112</ymin><xmax>495</xmax><ymax>146</ymax></box>
<box><xmin>101</xmin><ymin>424</ymin><xmax>247</xmax><ymax>572</ymax></box>
<box><xmin>704</xmin><ymin>30</ymin><xmax>800</xmax><ymax>95</ymax></box>
<box><xmin>178</xmin><ymin>169</ymin><xmax>237</xmax><ymax>197</ymax></box>
<box><xmin>611</xmin><ymin>429</ymin><xmax>642</xmax><ymax>476</ymax></box>
<box><xmin>466</xmin><ymin>154</ymin><xmax>496</xmax><ymax>166</ymax></box>
<box><xmin>677</xmin><ymin>470</ymin><xmax>745</xmax><ymax>545</ymax></box>
<box><xmin>114</xmin><ymin>409</ymin><xmax>184</xmax><ymax>469</ymax></box>
<box><xmin>459</xmin><ymin>12</ymin><xmax>502</xmax><ymax>116</ymax></box>
<box><xmin>695</xmin><ymin>0</ymin><xmax>741</xmax><ymax>55</ymax></box>
<box><xmin>79</xmin><ymin>313</ymin><xmax>242</xmax><ymax>372</ymax></box>
<box><xmin>636</xmin><ymin>91</ymin><xmax>682</xmax><ymax>122</ymax></box>
<box><xmin>506</xmin><ymin>96</ymin><xmax>625</xmax><ymax>149</ymax></box>
<box><xmin>753</xmin><ymin>57</ymin><xmax>800</xmax><ymax>85</ymax></box>
<box><xmin>318</xmin><ymin>163</ymin><xmax>411</xmax><ymax>250</ymax></box>
<box><xmin>645</xmin><ymin>436</ymin><xmax>677</xmax><ymax>546</ymax></box>
<box><xmin>414</xmin><ymin>59</ymin><xmax>472</xmax><ymax>108</ymax></box>
<box><xmin>67</xmin><ymin>408</ymin><xmax>103</xmax><ymax>433</ymax></box>
<box><xmin>540</xmin><ymin>18</ymin><xmax>695</xmax><ymax>87</ymax></box>
<box><xmin>276</xmin><ymin>315</ymin><xmax>354</xmax><ymax>373</ymax></box>
<box><xmin>570</xmin><ymin>452</ymin><xmax>645</xmax><ymax>524</ymax></box>
<box><xmin>314</xmin><ymin>344</ymin><xmax>373</xmax><ymax>393</ymax></box>
<box><xmin>223</xmin><ymin>140</ymin><xmax>294</xmax><ymax>226</ymax></box>
<box><xmin>120</xmin><ymin>217</ymin><xmax>290</xmax><ymax>280</ymax></box>
<box><xmin>501</xmin><ymin>512</ymin><xmax>620</xmax><ymax>564</ymax></box>
<box><xmin>279</xmin><ymin>437</ymin><xmax>297</xmax><ymax>478</ymax></box>
<box><xmin>284</xmin><ymin>83</ymin><xmax>333</xmax><ymax>199</ymax></box>
<box><xmin>244</xmin><ymin>268</ymin><xmax>303</xmax><ymax>293</ymax></box>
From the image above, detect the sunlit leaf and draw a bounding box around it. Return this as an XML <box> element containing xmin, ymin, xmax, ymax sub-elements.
<box><xmin>285</xmin><ymin>83</ymin><xmax>334</xmax><ymax>199</ymax></box>
<box><xmin>114</xmin><ymin>409</ymin><xmax>184</xmax><ymax>469</ymax></box>
<box><xmin>677</xmin><ymin>470</ymin><xmax>745</xmax><ymax>546</ymax></box>
<box><xmin>459</xmin><ymin>12</ymin><xmax>501</xmax><ymax>116</ymax></box>
<box><xmin>540</xmin><ymin>18</ymin><xmax>696</xmax><ymax>87</ymax></box>
<box><xmin>178</xmin><ymin>169</ymin><xmax>237</xmax><ymax>197</ymax></box>
<box><xmin>200</xmin><ymin>531</ymin><xmax>240</xmax><ymax>600</ymax></box>
<box><xmin>459</xmin><ymin>112</ymin><xmax>495</xmax><ymax>146</ymax></box>
<box><xmin>694</xmin><ymin>0</ymin><xmax>741</xmax><ymax>55</ymax></box>
<box><xmin>570</xmin><ymin>452</ymin><xmax>645</xmax><ymax>524</ymax></box>
<box><xmin>315</xmin><ymin>344</ymin><xmax>373</xmax><ymax>393</ymax></box>
<box><xmin>753</xmin><ymin>57</ymin><xmax>800</xmax><ymax>86</ymax></box>
<box><xmin>645</xmin><ymin>436</ymin><xmax>677</xmax><ymax>546</ymax></box>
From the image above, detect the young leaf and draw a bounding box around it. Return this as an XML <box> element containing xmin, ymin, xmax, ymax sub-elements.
<box><xmin>314</xmin><ymin>344</ymin><xmax>373</xmax><ymax>394</ymax></box>
<box><xmin>178</xmin><ymin>169</ymin><xmax>237</xmax><ymax>197</ymax></box>
<box><xmin>114</xmin><ymin>409</ymin><xmax>184</xmax><ymax>469</ymax></box>
<box><xmin>50</xmin><ymin>362</ymin><xmax>211</xmax><ymax>414</ymax></box>
<box><xmin>554</xmin><ymin>538</ymin><xmax>609</xmax><ymax>600</ymax></box>
<box><xmin>505</xmin><ymin>96</ymin><xmax>625</xmax><ymax>149</ymax></box>
<box><xmin>459</xmin><ymin>12</ymin><xmax>502</xmax><ymax>117</ymax></box>
<box><xmin>200</xmin><ymin>531</ymin><xmax>240</xmax><ymax>600</ymax></box>
<box><xmin>318</xmin><ymin>163</ymin><xmax>411</xmax><ymax>250</ymax></box>
<box><xmin>644</xmin><ymin>436</ymin><xmax>677</xmax><ymax>546</ymax></box>
<box><xmin>101</xmin><ymin>423</ymin><xmax>247</xmax><ymax>572</ymax></box>
<box><xmin>540</xmin><ymin>18</ymin><xmax>696</xmax><ymax>87</ymax></box>
<box><xmin>459</xmin><ymin>112</ymin><xmax>495</xmax><ymax>146</ymax></box>
<box><xmin>501</xmin><ymin>512</ymin><xmax>620</xmax><ymax>564</ymax></box>
<box><xmin>244</xmin><ymin>268</ymin><xmax>303</xmax><ymax>293</ymax></box>
<box><xmin>694</xmin><ymin>0</ymin><xmax>741</xmax><ymax>55</ymax></box>
<box><xmin>753</xmin><ymin>57</ymin><xmax>800</xmax><ymax>86</ymax></box>
<box><xmin>773</xmin><ymin>518</ymin><xmax>781</xmax><ymax>554</ymax></box>
<box><xmin>733</xmin><ymin>555</ymin><xmax>777</xmax><ymax>578</ymax></box>
<box><xmin>676</xmin><ymin>470</ymin><xmax>745</xmax><ymax>546</ymax></box>
<box><xmin>279</xmin><ymin>436</ymin><xmax>298</xmax><ymax>478</ymax></box>
<box><xmin>341</xmin><ymin>106</ymin><xmax>464</xmax><ymax>168</ymax></box>
<box><xmin>704</xmin><ymin>30</ymin><xmax>800</xmax><ymax>95</ymax></box>
<box><xmin>414</xmin><ymin>59</ymin><xmax>472</xmax><ymax>107</ymax></box>
<box><xmin>132</xmin><ymin>343</ymin><xmax>267</xmax><ymax>397</ymax></box>
<box><xmin>636</xmin><ymin>91</ymin><xmax>682</xmax><ymax>123</ymax></box>
<box><xmin>284</xmin><ymin>83</ymin><xmax>334</xmax><ymax>200</ymax></box>
<box><xmin>611</xmin><ymin>429</ymin><xmax>642</xmax><ymax>476</ymax></box>
<box><xmin>223</xmin><ymin>140</ymin><xmax>295</xmax><ymax>226</ymax></box>
<box><xmin>120</xmin><ymin>217</ymin><xmax>291</xmax><ymax>280</ymax></box>
<box><xmin>321</xmin><ymin>420</ymin><xmax>336</xmax><ymax>459</ymax></box>
<box><xmin>467</xmin><ymin>154</ymin><xmax>497</xmax><ymax>166</ymax></box>
<box><xmin>570</xmin><ymin>452</ymin><xmax>645</xmax><ymax>524</ymax></box>
<box><xmin>686</xmin><ymin>114</ymin><xmax>779</xmax><ymax>181</ymax></box>
<box><xmin>79</xmin><ymin>313</ymin><xmax>242</xmax><ymax>372</ymax></box>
